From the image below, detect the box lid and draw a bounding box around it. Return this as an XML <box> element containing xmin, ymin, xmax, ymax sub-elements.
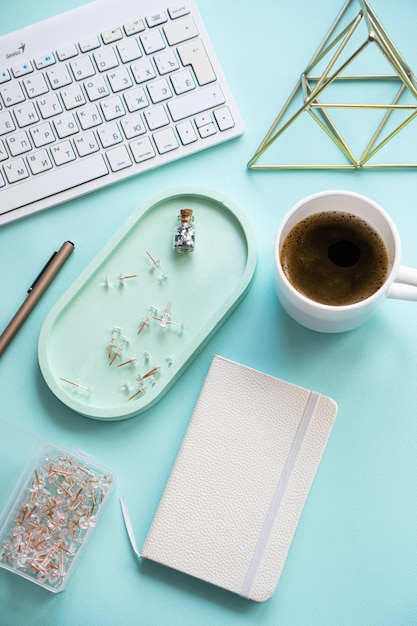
<box><xmin>0</xmin><ymin>417</ymin><xmax>41</xmax><ymax>529</ymax></box>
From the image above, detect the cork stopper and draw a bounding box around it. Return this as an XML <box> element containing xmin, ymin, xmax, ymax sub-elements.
<box><xmin>180</xmin><ymin>208</ymin><xmax>193</xmax><ymax>223</ymax></box>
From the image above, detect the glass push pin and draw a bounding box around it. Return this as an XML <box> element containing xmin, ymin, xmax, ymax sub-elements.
<box><xmin>59</xmin><ymin>377</ymin><xmax>91</xmax><ymax>396</ymax></box>
<box><xmin>108</xmin><ymin>326</ymin><xmax>121</xmax><ymax>358</ymax></box>
<box><xmin>150</xmin><ymin>299</ymin><xmax>184</xmax><ymax>332</ymax></box>
<box><xmin>117</xmin><ymin>357</ymin><xmax>138</xmax><ymax>369</ymax></box>
<box><xmin>128</xmin><ymin>366</ymin><xmax>160</xmax><ymax>401</ymax></box>
<box><xmin>109</xmin><ymin>335</ymin><xmax>129</xmax><ymax>366</ymax></box>
<box><xmin>137</xmin><ymin>365</ymin><xmax>161</xmax><ymax>382</ymax></box>
<box><xmin>137</xmin><ymin>315</ymin><xmax>150</xmax><ymax>335</ymax></box>
<box><xmin>173</xmin><ymin>209</ymin><xmax>195</xmax><ymax>253</ymax></box>
<box><xmin>146</xmin><ymin>250</ymin><xmax>167</xmax><ymax>280</ymax></box>
<box><xmin>117</xmin><ymin>273</ymin><xmax>139</xmax><ymax>285</ymax></box>
<box><xmin>127</xmin><ymin>384</ymin><xmax>147</xmax><ymax>402</ymax></box>
<box><xmin>102</xmin><ymin>274</ymin><xmax>139</xmax><ymax>288</ymax></box>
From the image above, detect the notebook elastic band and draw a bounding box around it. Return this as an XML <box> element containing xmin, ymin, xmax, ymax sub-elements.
<box><xmin>240</xmin><ymin>390</ymin><xmax>320</xmax><ymax>599</ymax></box>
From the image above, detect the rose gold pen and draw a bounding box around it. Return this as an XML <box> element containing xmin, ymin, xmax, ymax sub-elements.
<box><xmin>0</xmin><ymin>241</ymin><xmax>74</xmax><ymax>357</ymax></box>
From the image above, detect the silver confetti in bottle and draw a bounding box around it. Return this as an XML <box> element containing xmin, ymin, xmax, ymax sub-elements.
<box><xmin>173</xmin><ymin>208</ymin><xmax>195</xmax><ymax>253</ymax></box>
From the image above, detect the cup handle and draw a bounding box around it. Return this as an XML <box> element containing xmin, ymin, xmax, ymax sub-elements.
<box><xmin>387</xmin><ymin>265</ymin><xmax>417</xmax><ymax>301</ymax></box>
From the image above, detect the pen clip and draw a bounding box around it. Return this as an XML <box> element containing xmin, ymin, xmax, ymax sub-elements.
<box><xmin>28</xmin><ymin>251</ymin><xmax>57</xmax><ymax>294</ymax></box>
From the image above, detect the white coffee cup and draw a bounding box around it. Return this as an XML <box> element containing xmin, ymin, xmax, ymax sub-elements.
<box><xmin>274</xmin><ymin>190</ymin><xmax>417</xmax><ymax>332</ymax></box>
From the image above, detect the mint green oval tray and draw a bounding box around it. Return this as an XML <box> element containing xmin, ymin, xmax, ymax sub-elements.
<box><xmin>38</xmin><ymin>186</ymin><xmax>257</xmax><ymax>420</ymax></box>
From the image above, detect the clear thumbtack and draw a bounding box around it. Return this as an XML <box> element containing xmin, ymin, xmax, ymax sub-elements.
<box><xmin>108</xmin><ymin>326</ymin><xmax>121</xmax><ymax>358</ymax></box>
<box><xmin>146</xmin><ymin>250</ymin><xmax>167</xmax><ymax>281</ymax></box>
<box><xmin>127</xmin><ymin>384</ymin><xmax>146</xmax><ymax>402</ymax></box>
<box><xmin>117</xmin><ymin>357</ymin><xmax>138</xmax><ymax>369</ymax></box>
<box><xmin>116</xmin><ymin>273</ymin><xmax>139</xmax><ymax>286</ymax></box>
<box><xmin>109</xmin><ymin>335</ymin><xmax>129</xmax><ymax>366</ymax></box>
<box><xmin>150</xmin><ymin>300</ymin><xmax>184</xmax><ymax>333</ymax></box>
<box><xmin>59</xmin><ymin>378</ymin><xmax>91</xmax><ymax>396</ymax></box>
<box><xmin>102</xmin><ymin>274</ymin><xmax>139</xmax><ymax>288</ymax></box>
<box><xmin>137</xmin><ymin>316</ymin><xmax>150</xmax><ymax>335</ymax></box>
<box><xmin>137</xmin><ymin>365</ymin><xmax>161</xmax><ymax>382</ymax></box>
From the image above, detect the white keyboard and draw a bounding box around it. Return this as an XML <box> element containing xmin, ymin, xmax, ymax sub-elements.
<box><xmin>0</xmin><ymin>0</ymin><xmax>243</xmax><ymax>225</ymax></box>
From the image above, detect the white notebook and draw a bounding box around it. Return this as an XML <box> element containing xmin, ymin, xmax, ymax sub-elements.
<box><xmin>141</xmin><ymin>356</ymin><xmax>337</xmax><ymax>602</ymax></box>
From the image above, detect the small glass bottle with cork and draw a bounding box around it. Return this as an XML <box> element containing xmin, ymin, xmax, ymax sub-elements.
<box><xmin>173</xmin><ymin>208</ymin><xmax>195</xmax><ymax>253</ymax></box>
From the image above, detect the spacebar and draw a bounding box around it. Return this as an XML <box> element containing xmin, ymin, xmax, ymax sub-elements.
<box><xmin>0</xmin><ymin>155</ymin><xmax>109</xmax><ymax>215</ymax></box>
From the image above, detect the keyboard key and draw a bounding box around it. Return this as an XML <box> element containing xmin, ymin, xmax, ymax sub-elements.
<box><xmin>0</xmin><ymin>155</ymin><xmax>108</xmax><ymax>215</ymax></box>
<box><xmin>84</xmin><ymin>76</ymin><xmax>110</xmax><ymax>101</ymax></box>
<box><xmin>97</xmin><ymin>122</ymin><xmax>123</xmax><ymax>147</ymax></box>
<box><xmin>131</xmin><ymin>58</ymin><xmax>156</xmax><ymax>83</ymax></box>
<box><xmin>30</xmin><ymin>122</ymin><xmax>55</xmax><ymax>147</ymax></box>
<box><xmin>94</xmin><ymin>48</ymin><xmax>119</xmax><ymax>72</ymax></box>
<box><xmin>117</xmin><ymin>39</ymin><xmax>142</xmax><ymax>63</ymax></box>
<box><xmin>177</xmin><ymin>39</ymin><xmax>216</xmax><ymax>85</ymax></box>
<box><xmin>194</xmin><ymin>113</ymin><xmax>212</xmax><ymax>127</ymax></box>
<box><xmin>176</xmin><ymin>119</ymin><xmax>197</xmax><ymax>145</ymax></box>
<box><xmin>214</xmin><ymin>106</ymin><xmax>235</xmax><ymax>131</ymax></box>
<box><xmin>0</xmin><ymin>82</ymin><xmax>25</xmax><ymax>106</ymax></box>
<box><xmin>106</xmin><ymin>145</ymin><xmax>132</xmax><ymax>171</ymax></box>
<box><xmin>168</xmin><ymin>4</ymin><xmax>191</xmax><ymax>19</ymax></box>
<box><xmin>123</xmin><ymin>86</ymin><xmax>149</xmax><ymax>112</ymax></box>
<box><xmin>120</xmin><ymin>113</ymin><xmax>146</xmax><ymax>138</ymax></box>
<box><xmin>7</xmin><ymin>131</ymin><xmax>32</xmax><ymax>157</ymax></box>
<box><xmin>140</xmin><ymin>30</ymin><xmax>166</xmax><ymax>54</ymax></box>
<box><xmin>77</xmin><ymin>104</ymin><xmax>103</xmax><ymax>130</ymax></box>
<box><xmin>38</xmin><ymin>93</ymin><xmax>63</xmax><ymax>118</ymax></box>
<box><xmin>0</xmin><ymin>111</ymin><xmax>16</xmax><ymax>135</ymax></box>
<box><xmin>129</xmin><ymin>136</ymin><xmax>155</xmax><ymax>162</ymax></box>
<box><xmin>56</xmin><ymin>44</ymin><xmax>79</xmax><ymax>61</ymax></box>
<box><xmin>74</xmin><ymin>131</ymin><xmax>100</xmax><ymax>156</ymax></box>
<box><xmin>27</xmin><ymin>149</ymin><xmax>53</xmax><ymax>174</ymax></box>
<box><xmin>101</xmin><ymin>28</ymin><xmax>123</xmax><ymax>45</ymax></box>
<box><xmin>34</xmin><ymin>53</ymin><xmax>56</xmax><ymax>70</ymax></box>
<box><xmin>0</xmin><ymin>69</ymin><xmax>11</xmax><ymax>84</ymax></box>
<box><xmin>198</xmin><ymin>122</ymin><xmax>216</xmax><ymax>138</ymax></box>
<box><xmin>3</xmin><ymin>157</ymin><xmax>29</xmax><ymax>183</ymax></box>
<box><xmin>50</xmin><ymin>141</ymin><xmax>76</xmax><ymax>165</ymax></box>
<box><xmin>147</xmin><ymin>78</ymin><xmax>172</xmax><ymax>104</ymax></box>
<box><xmin>170</xmin><ymin>69</ymin><xmax>195</xmax><ymax>94</ymax></box>
<box><xmin>123</xmin><ymin>19</ymin><xmax>145</xmax><ymax>36</ymax></box>
<box><xmin>61</xmin><ymin>84</ymin><xmax>86</xmax><ymax>110</ymax></box>
<box><xmin>70</xmin><ymin>57</ymin><xmax>96</xmax><ymax>81</ymax></box>
<box><xmin>154</xmin><ymin>49</ymin><xmax>179</xmax><ymax>75</ymax></box>
<box><xmin>144</xmin><ymin>105</ymin><xmax>169</xmax><ymax>130</ymax></box>
<box><xmin>79</xmin><ymin>36</ymin><xmax>101</xmax><ymax>53</ymax></box>
<box><xmin>153</xmin><ymin>127</ymin><xmax>179</xmax><ymax>153</ymax></box>
<box><xmin>101</xmin><ymin>95</ymin><xmax>126</xmax><ymax>121</ymax></box>
<box><xmin>47</xmin><ymin>65</ymin><xmax>73</xmax><ymax>89</ymax></box>
<box><xmin>163</xmin><ymin>16</ymin><xmax>198</xmax><ymax>45</ymax></box>
<box><xmin>14</xmin><ymin>102</ymin><xmax>39</xmax><ymax>127</ymax></box>
<box><xmin>167</xmin><ymin>84</ymin><xmax>225</xmax><ymax>121</ymax></box>
<box><xmin>11</xmin><ymin>61</ymin><xmax>34</xmax><ymax>78</ymax></box>
<box><xmin>54</xmin><ymin>113</ymin><xmax>79</xmax><ymax>139</ymax></box>
<box><xmin>23</xmin><ymin>74</ymin><xmax>49</xmax><ymax>98</ymax></box>
<box><xmin>108</xmin><ymin>67</ymin><xmax>133</xmax><ymax>93</ymax></box>
<box><xmin>146</xmin><ymin>12</ymin><xmax>167</xmax><ymax>28</ymax></box>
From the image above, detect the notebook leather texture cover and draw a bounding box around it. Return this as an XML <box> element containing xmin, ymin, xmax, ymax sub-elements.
<box><xmin>141</xmin><ymin>356</ymin><xmax>337</xmax><ymax>601</ymax></box>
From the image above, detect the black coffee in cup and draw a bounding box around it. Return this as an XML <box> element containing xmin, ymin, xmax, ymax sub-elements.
<box><xmin>280</xmin><ymin>211</ymin><xmax>389</xmax><ymax>306</ymax></box>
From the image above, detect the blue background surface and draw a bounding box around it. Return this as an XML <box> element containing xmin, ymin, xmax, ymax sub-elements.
<box><xmin>1</xmin><ymin>1</ymin><xmax>417</xmax><ymax>624</ymax></box>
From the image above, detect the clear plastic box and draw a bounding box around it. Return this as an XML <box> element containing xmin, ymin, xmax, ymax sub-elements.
<box><xmin>0</xmin><ymin>417</ymin><xmax>115</xmax><ymax>592</ymax></box>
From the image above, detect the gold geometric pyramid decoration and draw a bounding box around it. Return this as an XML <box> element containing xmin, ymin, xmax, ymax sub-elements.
<box><xmin>248</xmin><ymin>0</ymin><xmax>417</xmax><ymax>170</ymax></box>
